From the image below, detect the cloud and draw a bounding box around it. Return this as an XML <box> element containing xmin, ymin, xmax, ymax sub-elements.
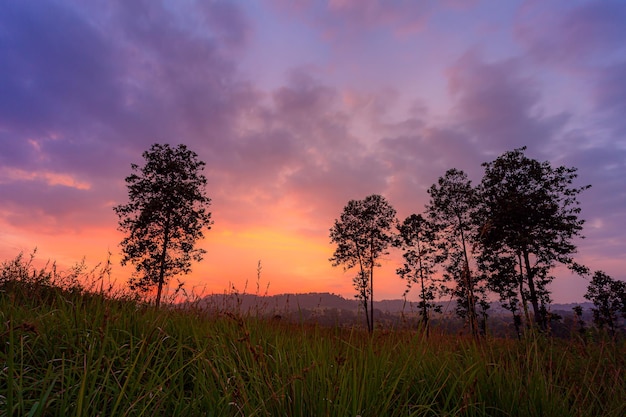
<box><xmin>104</xmin><ymin>0</ymin><xmax>258</xmax><ymax>151</ymax></box>
<box><xmin>509</xmin><ymin>1</ymin><xmax>626</xmax><ymax>266</ymax></box>
<box><xmin>445</xmin><ymin>51</ymin><xmax>570</xmax><ymax>153</ymax></box>
<box><xmin>0</xmin><ymin>1</ymin><xmax>120</xmax><ymax>135</ymax></box>
<box><xmin>0</xmin><ymin>0</ymin><xmax>390</xmax><ymax>239</ymax></box>
<box><xmin>592</xmin><ymin>62</ymin><xmax>626</xmax><ymax>138</ymax></box>
<box><xmin>514</xmin><ymin>1</ymin><xmax>626</xmax><ymax>142</ymax></box>
<box><xmin>325</xmin><ymin>0</ymin><xmax>433</xmax><ymax>34</ymax></box>
<box><xmin>271</xmin><ymin>0</ymin><xmax>435</xmax><ymax>38</ymax></box>
<box><xmin>1</xmin><ymin>0</ymin><xmax>624</xmax><ymax>300</ymax></box>
<box><xmin>0</xmin><ymin>0</ymin><xmax>258</xmax><ymax>231</ymax></box>
<box><xmin>559</xmin><ymin>143</ymin><xmax>626</xmax><ymax>256</ymax></box>
<box><xmin>206</xmin><ymin>69</ymin><xmax>391</xmax><ymax>231</ymax></box>
<box><xmin>0</xmin><ymin>178</ymin><xmax>113</xmax><ymax>233</ymax></box>
<box><xmin>516</xmin><ymin>0</ymin><xmax>626</xmax><ymax>67</ymax></box>
<box><xmin>197</xmin><ymin>1</ymin><xmax>251</xmax><ymax>49</ymax></box>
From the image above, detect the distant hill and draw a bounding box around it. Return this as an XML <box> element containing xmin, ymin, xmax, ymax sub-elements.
<box><xmin>193</xmin><ymin>292</ymin><xmax>355</xmax><ymax>314</ymax></box>
<box><xmin>184</xmin><ymin>292</ymin><xmax>605</xmax><ymax>337</ymax></box>
<box><xmin>191</xmin><ymin>291</ymin><xmax>594</xmax><ymax>316</ymax></box>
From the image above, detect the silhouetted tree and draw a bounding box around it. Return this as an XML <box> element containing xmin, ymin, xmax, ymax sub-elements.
<box><xmin>479</xmin><ymin>250</ymin><xmax>524</xmax><ymax>337</ymax></box>
<box><xmin>584</xmin><ymin>271</ymin><xmax>626</xmax><ymax>335</ymax></box>
<box><xmin>329</xmin><ymin>194</ymin><xmax>397</xmax><ymax>333</ymax></box>
<box><xmin>426</xmin><ymin>169</ymin><xmax>486</xmax><ymax>338</ymax></box>
<box><xmin>477</xmin><ymin>147</ymin><xmax>590</xmax><ymax>330</ymax></box>
<box><xmin>395</xmin><ymin>214</ymin><xmax>441</xmax><ymax>334</ymax></box>
<box><xmin>114</xmin><ymin>143</ymin><xmax>213</xmax><ymax>308</ymax></box>
<box><xmin>572</xmin><ymin>305</ymin><xmax>586</xmax><ymax>337</ymax></box>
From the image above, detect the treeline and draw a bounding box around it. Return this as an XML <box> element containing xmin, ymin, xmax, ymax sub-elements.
<box><xmin>330</xmin><ymin>147</ymin><xmax>626</xmax><ymax>336</ymax></box>
<box><xmin>111</xmin><ymin>144</ymin><xmax>624</xmax><ymax>338</ymax></box>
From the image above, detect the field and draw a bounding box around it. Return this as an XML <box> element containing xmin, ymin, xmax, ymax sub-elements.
<box><xmin>1</xmin><ymin>256</ymin><xmax>625</xmax><ymax>416</ymax></box>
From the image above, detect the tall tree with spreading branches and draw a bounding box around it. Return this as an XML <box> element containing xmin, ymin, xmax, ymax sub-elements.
<box><xmin>477</xmin><ymin>147</ymin><xmax>590</xmax><ymax>330</ymax></box>
<box><xmin>329</xmin><ymin>194</ymin><xmax>397</xmax><ymax>333</ymax></box>
<box><xmin>114</xmin><ymin>143</ymin><xmax>213</xmax><ymax>308</ymax></box>
<box><xmin>426</xmin><ymin>169</ymin><xmax>486</xmax><ymax>338</ymax></box>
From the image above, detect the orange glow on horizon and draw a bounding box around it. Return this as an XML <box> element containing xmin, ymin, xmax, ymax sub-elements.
<box><xmin>0</xmin><ymin>212</ymin><xmax>412</xmax><ymax>302</ymax></box>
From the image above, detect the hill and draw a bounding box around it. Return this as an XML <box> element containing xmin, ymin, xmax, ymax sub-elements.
<box><xmin>193</xmin><ymin>291</ymin><xmax>594</xmax><ymax>316</ymax></box>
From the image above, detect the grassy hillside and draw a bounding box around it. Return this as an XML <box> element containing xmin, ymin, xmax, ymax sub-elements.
<box><xmin>1</xmin><ymin>255</ymin><xmax>625</xmax><ymax>416</ymax></box>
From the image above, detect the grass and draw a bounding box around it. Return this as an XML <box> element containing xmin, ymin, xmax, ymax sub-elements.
<box><xmin>1</xmin><ymin>254</ymin><xmax>625</xmax><ymax>416</ymax></box>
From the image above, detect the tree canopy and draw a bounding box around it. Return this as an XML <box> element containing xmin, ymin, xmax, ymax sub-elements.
<box><xmin>585</xmin><ymin>271</ymin><xmax>626</xmax><ymax>335</ymax></box>
<box><xmin>329</xmin><ymin>194</ymin><xmax>397</xmax><ymax>333</ymax></box>
<box><xmin>426</xmin><ymin>168</ymin><xmax>485</xmax><ymax>337</ymax></box>
<box><xmin>114</xmin><ymin>143</ymin><xmax>213</xmax><ymax>308</ymax></box>
<box><xmin>476</xmin><ymin>147</ymin><xmax>590</xmax><ymax>329</ymax></box>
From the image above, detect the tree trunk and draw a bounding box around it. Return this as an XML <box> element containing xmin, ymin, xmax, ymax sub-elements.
<box><xmin>510</xmin><ymin>300</ymin><xmax>522</xmax><ymax>340</ymax></box>
<box><xmin>155</xmin><ymin>224</ymin><xmax>170</xmax><ymax>309</ymax></box>
<box><xmin>417</xmin><ymin>243</ymin><xmax>429</xmax><ymax>336</ymax></box>
<box><xmin>458</xmin><ymin>224</ymin><xmax>478</xmax><ymax>338</ymax></box>
<box><xmin>517</xmin><ymin>252</ymin><xmax>531</xmax><ymax>329</ymax></box>
<box><xmin>355</xmin><ymin>244</ymin><xmax>370</xmax><ymax>333</ymax></box>
<box><xmin>420</xmin><ymin>272</ymin><xmax>428</xmax><ymax>329</ymax></box>
<box><xmin>363</xmin><ymin>295</ymin><xmax>370</xmax><ymax>333</ymax></box>
<box><xmin>522</xmin><ymin>249</ymin><xmax>544</xmax><ymax>330</ymax></box>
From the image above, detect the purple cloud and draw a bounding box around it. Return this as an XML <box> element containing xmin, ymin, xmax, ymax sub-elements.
<box><xmin>271</xmin><ymin>0</ymin><xmax>435</xmax><ymax>37</ymax></box>
<box><xmin>0</xmin><ymin>177</ymin><xmax>114</xmax><ymax>233</ymax></box>
<box><xmin>198</xmin><ymin>1</ymin><xmax>251</xmax><ymax>48</ymax></box>
<box><xmin>592</xmin><ymin>62</ymin><xmax>626</xmax><ymax>137</ymax></box>
<box><xmin>0</xmin><ymin>0</ymin><xmax>624</xmax><ymax>301</ymax></box>
<box><xmin>0</xmin><ymin>0</ymin><xmax>258</xmax><ymax>230</ymax></box>
<box><xmin>446</xmin><ymin>51</ymin><xmax>570</xmax><ymax>153</ymax></box>
<box><xmin>514</xmin><ymin>1</ymin><xmax>626</xmax><ymax>139</ymax></box>
<box><xmin>516</xmin><ymin>0</ymin><xmax>626</xmax><ymax>67</ymax></box>
<box><xmin>0</xmin><ymin>1</ymin><xmax>120</xmax><ymax>135</ymax></box>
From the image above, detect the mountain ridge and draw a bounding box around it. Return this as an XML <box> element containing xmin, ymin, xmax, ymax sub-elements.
<box><xmin>192</xmin><ymin>291</ymin><xmax>595</xmax><ymax>315</ymax></box>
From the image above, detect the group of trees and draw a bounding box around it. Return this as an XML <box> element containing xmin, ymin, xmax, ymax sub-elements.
<box><xmin>330</xmin><ymin>147</ymin><xmax>623</xmax><ymax>336</ymax></box>
<box><xmin>113</xmin><ymin>144</ymin><xmax>624</xmax><ymax>336</ymax></box>
<box><xmin>584</xmin><ymin>271</ymin><xmax>626</xmax><ymax>335</ymax></box>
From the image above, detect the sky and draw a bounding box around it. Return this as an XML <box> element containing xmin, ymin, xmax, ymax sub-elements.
<box><xmin>1</xmin><ymin>0</ymin><xmax>625</xmax><ymax>303</ymax></box>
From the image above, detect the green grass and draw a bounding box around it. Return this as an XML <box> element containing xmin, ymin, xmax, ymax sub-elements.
<box><xmin>1</xmin><ymin>255</ymin><xmax>625</xmax><ymax>416</ymax></box>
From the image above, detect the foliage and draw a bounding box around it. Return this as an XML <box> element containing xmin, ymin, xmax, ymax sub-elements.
<box><xmin>477</xmin><ymin>247</ymin><xmax>525</xmax><ymax>337</ymax></box>
<box><xmin>0</xmin><ymin>249</ymin><xmax>114</xmax><ymax>297</ymax></box>
<box><xmin>329</xmin><ymin>194</ymin><xmax>397</xmax><ymax>333</ymax></box>
<box><xmin>584</xmin><ymin>271</ymin><xmax>626</xmax><ymax>335</ymax></box>
<box><xmin>476</xmin><ymin>147</ymin><xmax>590</xmax><ymax>330</ymax></box>
<box><xmin>395</xmin><ymin>214</ymin><xmax>442</xmax><ymax>333</ymax></box>
<box><xmin>1</xmin><ymin>254</ymin><xmax>625</xmax><ymax>417</ymax></box>
<box><xmin>426</xmin><ymin>169</ymin><xmax>487</xmax><ymax>338</ymax></box>
<box><xmin>572</xmin><ymin>305</ymin><xmax>587</xmax><ymax>337</ymax></box>
<box><xmin>114</xmin><ymin>143</ymin><xmax>213</xmax><ymax>308</ymax></box>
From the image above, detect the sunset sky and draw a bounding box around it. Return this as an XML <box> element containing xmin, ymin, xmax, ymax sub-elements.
<box><xmin>1</xmin><ymin>0</ymin><xmax>625</xmax><ymax>303</ymax></box>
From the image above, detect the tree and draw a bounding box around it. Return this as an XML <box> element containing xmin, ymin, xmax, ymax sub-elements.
<box><xmin>572</xmin><ymin>305</ymin><xmax>586</xmax><ymax>337</ymax></box>
<box><xmin>584</xmin><ymin>271</ymin><xmax>626</xmax><ymax>335</ymax></box>
<box><xmin>426</xmin><ymin>169</ymin><xmax>486</xmax><ymax>338</ymax></box>
<box><xmin>329</xmin><ymin>194</ymin><xmax>397</xmax><ymax>333</ymax></box>
<box><xmin>478</xmin><ymin>248</ymin><xmax>525</xmax><ymax>337</ymax></box>
<box><xmin>395</xmin><ymin>214</ymin><xmax>441</xmax><ymax>334</ymax></box>
<box><xmin>477</xmin><ymin>147</ymin><xmax>590</xmax><ymax>330</ymax></box>
<box><xmin>114</xmin><ymin>143</ymin><xmax>213</xmax><ymax>308</ymax></box>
